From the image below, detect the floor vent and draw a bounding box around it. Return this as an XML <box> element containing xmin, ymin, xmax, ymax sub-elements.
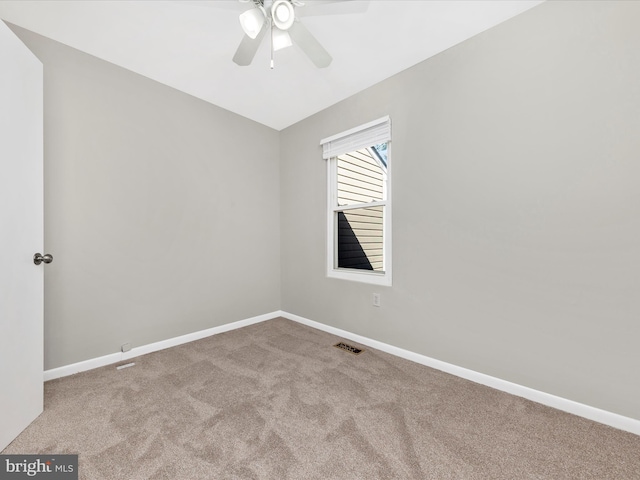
<box><xmin>334</xmin><ymin>342</ymin><xmax>364</xmax><ymax>355</ymax></box>
<box><xmin>116</xmin><ymin>362</ymin><xmax>136</xmax><ymax>370</ymax></box>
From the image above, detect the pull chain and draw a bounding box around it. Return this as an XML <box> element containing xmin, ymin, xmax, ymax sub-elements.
<box><xmin>270</xmin><ymin>19</ymin><xmax>275</xmax><ymax>69</ymax></box>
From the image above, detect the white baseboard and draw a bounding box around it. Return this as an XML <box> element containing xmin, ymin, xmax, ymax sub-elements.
<box><xmin>44</xmin><ymin>309</ymin><xmax>640</xmax><ymax>436</ymax></box>
<box><xmin>280</xmin><ymin>311</ymin><xmax>640</xmax><ymax>437</ymax></box>
<box><xmin>43</xmin><ymin>311</ymin><xmax>281</xmax><ymax>381</ymax></box>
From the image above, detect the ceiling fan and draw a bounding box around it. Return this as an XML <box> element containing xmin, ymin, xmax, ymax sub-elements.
<box><xmin>233</xmin><ymin>0</ymin><xmax>360</xmax><ymax>69</ymax></box>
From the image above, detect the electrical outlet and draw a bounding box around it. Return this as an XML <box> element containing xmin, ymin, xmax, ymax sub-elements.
<box><xmin>121</xmin><ymin>343</ymin><xmax>131</xmax><ymax>353</ymax></box>
<box><xmin>372</xmin><ymin>293</ymin><xmax>381</xmax><ymax>307</ymax></box>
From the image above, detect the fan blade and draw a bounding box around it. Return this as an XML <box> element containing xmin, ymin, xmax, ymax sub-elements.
<box><xmin>297</xmin><ymin>0</ymin><xmax>369</xmax><ymax>17</ymax></box>
<box><xmin>171</xmin><ymin>1</ymin><xmax>246</xmax><ymax>11</ymax></box>
<box><xmin>232</xmin><ymin>28</ymin><xmax>267</xmax><ymax>66</ymax></box>
<box><xmin>288</xmin><ymin>21</ymin><xmax>332</xmax><ymax>68</ymax></box>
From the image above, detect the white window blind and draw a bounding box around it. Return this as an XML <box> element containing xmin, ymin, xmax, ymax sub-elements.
<box><xmin>320</xmin><ymin>116</ymin><xmax>391</xmax><ymax>160</ymax></box>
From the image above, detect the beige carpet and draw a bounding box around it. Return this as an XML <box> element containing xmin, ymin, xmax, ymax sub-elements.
<box><xmin>3</xmin><ymin>317</ymin><xmax>639</xmax><ymax>479</ymax></box>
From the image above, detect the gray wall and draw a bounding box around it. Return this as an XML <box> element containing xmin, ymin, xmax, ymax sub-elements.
<box><xmin>280</xmin><ymin>1</ymin><xmax>640</xmax><ymax>420</ymax></box>
<box><xmin>11</xmin><ymin>26</ymin><xmax>281</xmax><ymax>370</ymax></box>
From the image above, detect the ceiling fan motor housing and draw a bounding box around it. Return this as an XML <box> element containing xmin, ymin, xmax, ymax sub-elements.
<box><xmin>272</xmin><ymin>0</ymin><xmax>295</xmax><ymax>30</ymax></box>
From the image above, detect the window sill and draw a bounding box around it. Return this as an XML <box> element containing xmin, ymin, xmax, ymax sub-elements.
<box><xmin>328</xmin><ymin>268</ymin><xmax>392</xmax><ymax>286</ymax></box>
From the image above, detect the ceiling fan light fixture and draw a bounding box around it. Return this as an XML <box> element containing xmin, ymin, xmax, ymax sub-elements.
<box><xmin>239</xmin><ymin>6</ymin><xmax>266</xmax><ymax>39</ymax></box>
<box><xmin>271</xmin><ymin>0</ymin><xmax>295</xmax><ymax>31</ymax></box>
<box><xmin>272</xmin><ymin>28</ymin><xmax>293</xmax><ymax>51</ymax></box>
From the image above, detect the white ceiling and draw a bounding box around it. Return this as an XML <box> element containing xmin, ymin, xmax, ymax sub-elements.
<box><xmin>0</xmin><ymin>0</ymin><xmax>543</xmax><ymax>130</ymax></box>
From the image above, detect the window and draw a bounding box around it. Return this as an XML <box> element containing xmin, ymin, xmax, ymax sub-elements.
<box><xmin>321</xmin><ymin>117</ymin><xmax>391</xmax><ymax>286</ymax></box>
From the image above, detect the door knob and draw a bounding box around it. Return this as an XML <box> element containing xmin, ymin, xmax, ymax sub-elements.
<box><xmin>33</xmin><ymin>253</ymin><xmax>53</xmax><ymax>265</ymax></box>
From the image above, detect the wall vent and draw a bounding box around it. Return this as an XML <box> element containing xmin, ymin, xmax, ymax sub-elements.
<box><xmin>334</xmin><ymin>342</ymin><xmax>364</xmax><ymax>355</ymax></box>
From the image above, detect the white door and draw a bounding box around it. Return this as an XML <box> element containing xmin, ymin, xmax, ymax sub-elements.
<box><xmin>0</xmin><ymin>20</ymin><xmax>44</xmax><ymax>451</ymax></box>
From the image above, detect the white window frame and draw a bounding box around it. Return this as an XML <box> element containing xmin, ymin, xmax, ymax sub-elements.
<box><xmin>321</xmin><ymin>117</ymin><xmax>392</xmax><ymax>286</ymax></box>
